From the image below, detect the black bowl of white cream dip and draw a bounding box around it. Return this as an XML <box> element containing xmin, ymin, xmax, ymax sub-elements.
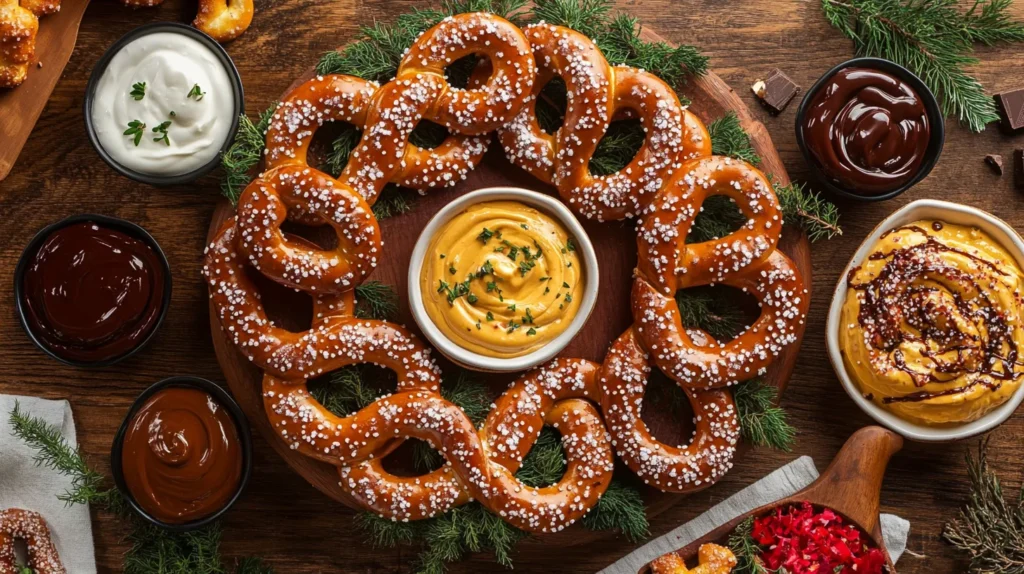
<box><xmin>84</xmin><ymin>22</ymin><xmax>245</xmax><ymax>186</ymax></box>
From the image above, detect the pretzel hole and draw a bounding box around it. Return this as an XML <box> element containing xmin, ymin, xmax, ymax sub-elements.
<box><xmin>307</xmin><ymin>364</ymin><xmax>398</xmax><ymax>417</ymax></box>
<box><xmin>588</xmin><ymin>118</ymin><xmax>644</xmax><ymax>176</ymax></box>
<box><xmin>537</xmin><ymin>76</ymin><xmax>568</xmax><ymax>134</ymax></box>
<box><xmin>308</xmin><ymin>121</ymin><xmax>363</xmax><ymax>178</ymax></box>
<box><xmin>516</xmin><ymin>426</ymin><xmax>566</xmax><ymax>488</ymax></box>
<box><xmin>245</xmin><ymin>266</ymin><xmax>314</xmax><ymax>332</ymax></box>
<box><xmin>444</xmin><ymin>54</ymin><xmax>481</xmax><ymax>89</ymax></box>
<box><xmin>642</xmin><ymin>369</ymin><xmax>697</xmax><ymax>446</ymax></box>
<box><xmin>409</xmin><ymin>119</ymin><xmax>449</xmax><ymax>150</ymax></box>
<box><xmin>687</xmin><ymin>196</ymin><xmax>746</xmax><ymax>243</ymax></box>
<box><xmin>674</xmin><ymin>284</ymin><xmax>761</xmax><ymax>343</ymax></box>
<box><xmin>12</xmin><ymin>538</ymin><xmax>29</xmax><ymax>568</ymax></box>
<box><xmin>379</xmin><ymin>438</ymin><xmax>446</xmax><ymax>476</ymax></box>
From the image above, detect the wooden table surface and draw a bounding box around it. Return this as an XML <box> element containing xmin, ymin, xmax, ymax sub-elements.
<box><xmin>3</xmin><ymin>1</ymin><xmax>1024</xmax><ymax>572</ymax></box>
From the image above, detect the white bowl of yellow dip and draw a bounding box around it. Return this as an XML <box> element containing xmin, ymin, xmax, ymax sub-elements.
<box><xmin>409</xmin><ymin>187</ymin><xmax>599</xmax><ymax>372</ymax></box>
<box><xmin>827</xmin><ymin>199</ymin><xmax>1024</xmax><ymax>442</ymax></box>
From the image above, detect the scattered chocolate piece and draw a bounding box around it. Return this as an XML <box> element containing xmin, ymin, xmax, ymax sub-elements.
<box><xmin>985</xmin><ymin>154</ymin><xmax>1003</xmax><ymax>175</ymax></box>
<box><xmin>1015</xmin><ymin>150</ymin><xmax>1024</xmax><ymax>190</ymax></box>
<box><xmin>995</xmin><ymin>89</ymin><xmax>1024</xmax><ymax>134</ymax></box>
<box><xmin>752</xmin><ymin>68</ymin><xmax>799</xmax><ymax>114</ymax></box>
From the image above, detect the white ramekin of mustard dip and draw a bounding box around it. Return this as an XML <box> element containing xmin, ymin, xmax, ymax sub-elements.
<box><xmin>826</xmin><ymin>199</ymin><xmax>1024</xmax><ymax>442</ymax></box>
<box><xmin>409</xmin><ymin>187</ymin><xmax>599</xmax><ymax>372</ymax></box>
<box><xmin>84</xmin><ymin>22</ymin><xmax>244</xmax><ymax>186</ymax></box>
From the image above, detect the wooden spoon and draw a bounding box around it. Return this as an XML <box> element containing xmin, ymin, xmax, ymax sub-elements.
<box><xmin>639</xmin><ymin>426</ymin><xmax>904</xmax><ymax>573</ymax></box>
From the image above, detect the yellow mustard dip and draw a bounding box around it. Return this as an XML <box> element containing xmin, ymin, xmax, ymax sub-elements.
<box><xmin>840</xmin><ymin>220</ymin><xmax>1024</xmax><ymax>425</ymax></box>
<box><xmin>420</xmin><ymin>200</ymin><xmax>584</xmax><ymax>358</ymax></box>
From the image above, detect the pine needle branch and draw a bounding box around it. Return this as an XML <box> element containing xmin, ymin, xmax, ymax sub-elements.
<box><xmin>580</xmin><ymin>480</ymin><xmax>650</xmax><ymax>542</ymax></box>
<box><xmin>708</xmin><ymin>112</ymin><xmax>761</xmax><ymax>166</ymax></box>
<box><xmin>371</xmin><ymin>185</ymin><xmax>418</xmax><ymax>220</ymax></box>
<box><xmin>354</xmin><ymin>280</ymin><xmax>400</xmax><ymax>321</ymax></box>
<box><xmin>943</xmin><ymin>438</ymin><xmax>1024</xmax><ymax>574</ymax></box>
<box><xmin>821</xmin><ymin>0</ymin><xmax>1024</xmax><ymax>132</ymax></box>
<box><xmin>675</xmin><ymin>286</ymin><xmax>746</xmax><ymax>340</ymax></box>
<box><xmin>773</xmin><ymin>180</ymin><xmax>842</xmax><ymax>242</ymax></box>
<box><xmin>733</xmin><ymin>380</ymin><xmax>796</xmax><ymax>451</ymax></box>
<box><xmin>220</xmin><ymin>106</ymin><xmax>276</xmax><ymax>204</ymax></box>
<box><xmin>727</xmin><ymin>517</ymin><xmax>771</xmax><ymax>574</ymax></box>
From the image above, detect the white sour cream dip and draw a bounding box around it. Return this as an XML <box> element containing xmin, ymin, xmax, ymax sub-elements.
<box><xmin>91</xmin><ymin>32</ymin><xmax>236</xmax><ymax>176</ymax></box>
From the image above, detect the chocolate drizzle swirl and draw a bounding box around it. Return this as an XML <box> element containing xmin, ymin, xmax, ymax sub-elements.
<box><xmin>848</xmin><ymin>225</ymin><xmax>1023</xmax><ymax>404</ymax></box>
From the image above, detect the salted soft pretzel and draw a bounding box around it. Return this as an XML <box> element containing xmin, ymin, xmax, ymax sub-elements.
<box><xmin>0</xmin><ymin>509</ymin><xmax>65</xmax><ymax>574</ymax></box>
<box><xmin>600</xmin><ymin>327</ymin><xmax>739</xmax><ymax>492</ymax></box>
<box><xmin>119</xmin><ymin>0</ymin><xmax>252</xmax><ymax>43</ymax></box>
<box><xmin>632</xmin><ymin>156</ymin><xmax>808</xmax><ymax>389</ymax></box>
<box><xmin>0</xmin><ymin>0</ymin><xmax>37</xmax><ymax>88</ymax></box>
<box><xmin>18</xmin><ymin>0</ymin><xmax>58</xmax><ymax>17</ymax></box>
<box><xmin>336</xmin><ymin>359</ymin><xmax>613</xmax><ymax>531</ymax></box>
<box><xmin>340</xmin><ymin>12</ymin><xmax>535</xmax><ymax>204</ymax></box>
<box><xmin>649</xmin><ymin>545</ymin><xmax>737</xmax><ymax>574</ymax></box>
<box><xmin>499</xmin><ymin>23</ymin><xmax>711</xmax><ymax>221</ymax></box>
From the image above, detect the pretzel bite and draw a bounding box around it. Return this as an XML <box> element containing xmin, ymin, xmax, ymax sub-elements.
<box><xmin>0</xmin><ymin>0</ymin><xmax>37</xmax><ymax>88</ymax></box>
<box><xmin>0</xmin><ymin>509</ymin><xmax>65</xmax><ymax>574</ymax></box>
<box><xmin>193</xmin><ymin>0</ymin><xmax>254</xmax><ymax>43</ymax></box>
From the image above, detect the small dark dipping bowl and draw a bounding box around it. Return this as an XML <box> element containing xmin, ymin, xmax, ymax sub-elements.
<box><xmin>83</xmin><ymin>22</ymin><xmax>245</xmax><ymax>186</ymax></box>
<box><xmin>13</xmin><ymin>214</ymin><xmax>172</xmax><ymax>368</ymax></box>
<box><xmin>111</xmin><ymin>376</ymin><xmax>253</xmax><ymax>531</ymax></box>
<box><xmin>790</xmin><ymin>58</ymin><xmax>942</xmax><ymax>201</ymax></box>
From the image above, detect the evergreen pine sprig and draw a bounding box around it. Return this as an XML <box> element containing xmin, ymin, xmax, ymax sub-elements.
<box><xmin>727</xmin><ymin>516</ymin><xmax>770</xmax><ymax>574</ymax></box>
<box><xmin>9</xmin><ymin>405</ymin><xmax>272</xmax><ymax>574</ymax></box>
<box><xmin>674</xmin><ymin>287</ymin><xmax>746</xmax><ymax>341</ymax></box>
<box><xmin>733</xmin><ymin>380</ymin><xmax>797</xmax><ymax>451</ymax></box>
<box><xmin>354</xmin><ymin>280</ymin><xmax>401</xmax><ymax>321</ymax></box>
<box><xmin>221</xmin><ymin>107</ymin><xmax>277</xmax><ymax>204</ymax></box>
<box><xmin>821</xmin><ymin>0</ymin><xmax>1024</xmax><ymax>132</ymax></box>
<box><xmin>943</xmin><ymin>439</ymin><xmax>1024</xmax><ymax>574</ymax></box>
<box><xmin>705</xmin><ymin>112</ymin><xmax>842</xmax><ymax>243</ymax></box>
<box><xmin>708</xmin><ymin>112</ymin><xmax>762</xmax><ymax>166</ymax></box>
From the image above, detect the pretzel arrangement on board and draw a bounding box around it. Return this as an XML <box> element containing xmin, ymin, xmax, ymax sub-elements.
<box><xmin>204</xmin><ymin>12</ymin><xmax>807</xmax><ymax>533</ymax></box>
<box><xmin>0</xmin><ymin>509</ymin><xmax>65</xmax><ymax>574</ymax></box>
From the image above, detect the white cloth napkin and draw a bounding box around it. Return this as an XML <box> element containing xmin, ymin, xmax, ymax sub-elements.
<box><xmin>600</xmin><ymin>456</ymin><xmax>910</xmax><ymax>574</ymax></box>
<box><xmin>0</xmin><ymin>395</ymin><xmax>98</xmax><ymax>574</ymax></box>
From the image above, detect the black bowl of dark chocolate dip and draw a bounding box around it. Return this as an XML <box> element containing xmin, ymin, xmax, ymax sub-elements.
<box><xmin>796</xmin><ymin>57</ymin><xmax>944</xmax><ymax>201</ymax></box>
<box><xmin>14</xmin><ymin>214</ymin><xmax>172</xmax><ymax>367</ymax></box>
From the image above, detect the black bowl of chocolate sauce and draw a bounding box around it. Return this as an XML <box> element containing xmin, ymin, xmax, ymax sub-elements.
<box><xmin>796</xmin><ymin>57</ymin><xmax>944</xmax><ymax>201</ymax></box>
<box><xmin>14</xmin><ymin>214</ymin><xmax>172</xmax><ymax>367</ymax></box>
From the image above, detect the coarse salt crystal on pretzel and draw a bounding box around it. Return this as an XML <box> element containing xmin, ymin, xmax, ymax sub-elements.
<box><xmin>632</xmin><ymin>156</ymin><xmax>808</xmax><ymax>389</ymax></box>
<box><xmin>336</xmin><ymin>359</ymin><xmax>614</xmax><ymax>533</ymax></box>
<box><xmin>498</xmin><ymin>23</ymin><xmax>710</xmax><ymax>221</ymax></box>
<box><xmin>599</xmin><ymin>328</ymin><xmax>740</xmax><ymax>493</ymax></box>
<box><xmin>0</xmin><ymin>509</ymin><xmax>65</xmax><ymax>574</ymax></box>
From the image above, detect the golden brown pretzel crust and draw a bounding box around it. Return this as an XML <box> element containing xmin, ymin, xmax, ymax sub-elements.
<box><xmin>600</xmin><ymin>328</ymin><xmax>740</xmax><ymax>492</ymax></box>
<box><xmin>118</xmin><ymin>0</ymin><xmax>253</xmax><ymax>42</ymax></box>
<box><xmin>650</xmin><ymin>544</ymin><xmax>737</xmax><ymax>574</ymax></box>
<box><xmin>498</xmin><ymin>23</ymin><xmax>710</xmax><ymax>221</ymax></box>
<box><xmin>632</xmin><ymin>156</ymin><xmax>808</xmax><ymax>389</ymax></box>
<box><xmin>0</xmin><ymin>509</ymin><xmax>65</xmax><ymax>574</ymax></box>
<box><xmin>0</xmin><ymin>0</ymin><xmax>37</xmax><ymax>89</ymax></box>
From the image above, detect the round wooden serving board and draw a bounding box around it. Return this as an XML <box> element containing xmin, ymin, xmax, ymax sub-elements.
<box><xmin>207</xmin><ymin>26</ymin><xmax>812</xmax><ymax>545</ymax></box>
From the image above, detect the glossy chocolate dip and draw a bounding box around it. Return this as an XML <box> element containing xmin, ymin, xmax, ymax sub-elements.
<box><xmin>802</xmin><ymin>67</ymin><xmax>930</xmax><ymax>195</ymax></box>
<box><xmin>121</xmin><ymin>387</ymin><xmax>243</xmax><ymax>524</ymax></box>
<box><xmin>20</xmin><ymin>222</ymin><xmax>166</xmax><ymax>363</ymax></box>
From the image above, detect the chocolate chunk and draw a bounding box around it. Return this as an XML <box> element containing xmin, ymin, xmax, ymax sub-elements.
<box><xmin>995</xmin><ymin>89</ymin><xmax>1024</xmax><ymax>133</ymax></box>
<box><xmin>752</xmin><ymin>69</ymin><xmax>799</xmax><ymax>114</ymax></box>
<box><xmin>1015</xmin><ymin>150</ymin><xmax>1024</xmax><ymax>190</ymax></box>
<box><xmin>985</xmin><ymin>154</ymin><xmax>1003</xmax><ymax>175</ymax></box>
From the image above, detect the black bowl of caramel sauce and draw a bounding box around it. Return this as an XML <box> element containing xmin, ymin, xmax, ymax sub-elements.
<box><xmin>110</xmin><ymin>376</ymin><xmax>252</xmax><ymax>531</ymax></box>
<box><xmin>14</xmin><ymin>214</ymin><xmax>171</xmax><ymax>367</ymax></box>
<box><xmin>796</xmin><ymin>57</ymin><xmax>944</xmax><ymax>201</ymax></box>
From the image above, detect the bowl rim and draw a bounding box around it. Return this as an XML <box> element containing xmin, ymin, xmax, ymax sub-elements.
<box><xmin>83</xmin><ymin>22</ymin><xmax>245</xmax><ymax>187</ymax></box>
<box><xmin>794</xmin><ymin>56</ymin><xmax>945</xmax><ymax>202</ymax></box>
<box><xmin>12</xmin><ymin>213</ymin><xmax>173</xmax><ymax>368</ymax></box>
<box><xmin>825</xmin><ymin>199</ymin><xmax>1024</xmax><ymax>442</ymax></box>
<box><xmin>109</xmin><ymin>376</ymin><xmax>253</xmax><ymax>531</ymax></box>
<box><xmin>407</xmin><ymin>187</ymin><xmax>600</xmax><ymax>372</ymax></box>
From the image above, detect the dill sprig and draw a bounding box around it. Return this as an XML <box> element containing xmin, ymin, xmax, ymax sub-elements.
<box><xmin>9</xmin><ymin>404</ymin><xmax>271</xmax><ymax>574</ymax></box>
<box><xmin>821</xmin><ymin>0</ymin><xmax>1024</xmax><ymax>132</ymax></box>
<box><xmin>733</xmin><ymin>380</ymin><xmax>797</xmax><ymax>451</ymax></box>
<box><xmin>221</xmin><ymin>106</ymin><xmax>276</xmax><ymax>204</ymax></box>
<box><xmin>943</xmin><ymin>438</ymin><xmax>1024</xmax><ymax>573</ymax></box>
<box><xmin>705</xmin><ymin>112</ymin><xmax>842</xmax><ymax>242</ymax></box>
<box><xmin>727</xmin><ymin>516</ymin><xmax>770</xmax><ymax>574</ymax></box>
